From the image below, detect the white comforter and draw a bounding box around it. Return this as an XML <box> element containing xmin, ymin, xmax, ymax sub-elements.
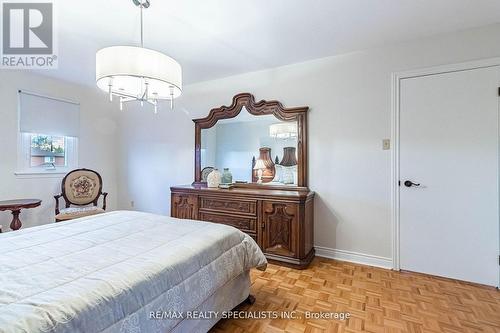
<box><xmin>0</xmin><ymin>211</ymin><xmax>267</xmax><ymax>333</ymax></box>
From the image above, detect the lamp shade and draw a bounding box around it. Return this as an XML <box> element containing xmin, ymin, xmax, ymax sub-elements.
<box><xmin>269</xmin><ymin>122</ymin><xmax>297</xmax><ymax>139</ymax></box>
<box><xmin>96</xmin><ymin>46</ymin><xmax>182</xmax><ymax>99</ymax></box>
<box><xmin>253</xmin><ymin>159</ymin><xmax>267</xmax><ymax>170</ymax></box>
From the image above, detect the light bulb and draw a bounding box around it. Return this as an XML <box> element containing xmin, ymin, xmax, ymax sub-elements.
<box><xmin>108</xmin><ymin>84</ymin><xmax>113</xmax><ymax>102</ymax></box>
<box><xmin>169</xmin><ymin>86</ymin><xmax>174</xmax><ymax>110</ymax></box>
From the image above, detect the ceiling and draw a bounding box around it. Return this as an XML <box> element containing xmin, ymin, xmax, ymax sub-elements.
<box><xmin>41</xmin><ymin>0</ymin><xmax>500</xmax><ymax>86</ymax></box>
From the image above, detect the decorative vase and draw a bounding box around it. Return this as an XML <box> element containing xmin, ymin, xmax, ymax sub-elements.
<box><xmin>207</xmin><ymin>169</ymin><xmax>221</xmax><ymax>188</ymax></box>
<box><xmin>221</xmin><ymin>168</ymin><xmax>233</xmax><ymax>184</ymax></box>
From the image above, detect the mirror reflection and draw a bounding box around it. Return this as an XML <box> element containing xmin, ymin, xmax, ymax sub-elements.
<box><xmin>200</xmin><ymin>107</ymin><xmax>298</xmax><ymax>185</ymax></box>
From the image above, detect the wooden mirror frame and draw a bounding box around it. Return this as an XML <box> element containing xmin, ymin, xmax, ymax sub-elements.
<box><xmin>193</xmin><ymin>93</ymin><xmax>309</xmax><ymax>189</ymax></box>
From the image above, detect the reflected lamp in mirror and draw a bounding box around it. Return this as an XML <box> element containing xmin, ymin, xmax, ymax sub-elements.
<box><xmin>253</xmin><ymin>159</ymin><xmax>267</xmax><ymax>184</ymax></box>
<box><xmin>269</xmin><ymin>122</ymin><xmax>297</xmax><ymax>139</ymax></box>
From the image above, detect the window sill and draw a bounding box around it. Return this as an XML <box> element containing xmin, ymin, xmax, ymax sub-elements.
<box><xmin>15</xmin><ymin>171</ymin><xmax>67</xmax><ymax>179</ymax></box>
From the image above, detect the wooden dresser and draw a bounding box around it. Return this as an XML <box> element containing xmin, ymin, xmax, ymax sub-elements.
<box><xmin>171</xmin><ymin>93</ymin><xmax>314</xmax><ymax>269</ymax></box>
<box><xmin>171</xmin><ymin>185</ymin><xmax>315</xmax><ymax>268</ymax></box>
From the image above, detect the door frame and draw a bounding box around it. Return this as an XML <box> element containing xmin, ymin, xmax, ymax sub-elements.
<box><xmin>391</xmin><ymin>57</ymin><xmax>500</xmax><ymax>287</ymax></box>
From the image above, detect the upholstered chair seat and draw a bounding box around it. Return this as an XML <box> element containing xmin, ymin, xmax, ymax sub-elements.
<box><xmin>55</xmin><ymin>206</ymin><xmax>105</xmax><ymax>221</ymax></box>
<box><xmin>54</xmin><ymin>168</ymin><xmax>108</xmax><ymax>222</ymax></box>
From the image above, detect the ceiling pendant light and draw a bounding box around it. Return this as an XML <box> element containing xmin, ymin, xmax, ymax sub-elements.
<box><xmin>269</xmin><ymin>122</ymin><xmax>297</xmax><ymax>139</ymax></box>
<box><xmin>96</xmin><ymin>0</ymin><xmax>182</xmax><ymax>113</ymax></box>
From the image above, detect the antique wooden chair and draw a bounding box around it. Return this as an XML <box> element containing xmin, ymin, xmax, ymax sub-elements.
<box><xmin>54</xmin><ymin>168</ymin><xmax>108</xmax><ymax>222</ymax></box>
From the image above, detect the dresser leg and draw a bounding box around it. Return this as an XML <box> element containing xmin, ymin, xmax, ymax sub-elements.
<box><xmin>245</xmin><ymin>294</ymin><xmax>256</xmax><ymax>305</ymax></box>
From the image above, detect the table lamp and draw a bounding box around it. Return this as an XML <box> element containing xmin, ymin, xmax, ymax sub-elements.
<box><xmin>253</xmin><ymin>159</ymin><xmax>266</xmax><ymax>184</ymax></box>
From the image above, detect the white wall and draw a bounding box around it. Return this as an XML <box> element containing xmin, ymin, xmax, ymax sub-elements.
<box><xmin>118</xmin><ymin>23</ymin><xmax>500</xmax><ymax>262</ymax></box>
<box><xmin>0</xmin><ymin>71</ymin><xmax>119</xmax><ymax>230</ymax></box>
<box><xmin>117</xmin><ymin>105</ymin><xmax>193</xmax><ymax>216</ymax></box>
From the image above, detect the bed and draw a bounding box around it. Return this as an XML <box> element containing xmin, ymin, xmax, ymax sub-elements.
<box><xmin>0</xmin><ymin>211</ymin><xmax>267</xmax><ymax>333</ymax></box>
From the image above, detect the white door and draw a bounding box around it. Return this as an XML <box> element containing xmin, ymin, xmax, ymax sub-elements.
<box><xmin>399</xmin><ymin>66</ymin><xmax>499</xmax><ymax>286</ymax></box>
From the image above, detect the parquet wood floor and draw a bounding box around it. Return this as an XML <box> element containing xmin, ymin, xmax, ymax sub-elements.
<box><xmin>211</xmin><ymin>257</ymin><xmax>500</xmax><ymax>333</ymax></box>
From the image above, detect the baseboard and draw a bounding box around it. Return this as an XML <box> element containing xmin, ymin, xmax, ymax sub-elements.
<box><xmin>315</xmin><ymin>246</ymin><xmax>393</xmax><ymax>269</ymax></box>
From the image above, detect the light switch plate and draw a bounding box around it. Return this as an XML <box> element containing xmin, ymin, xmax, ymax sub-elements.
<box><xmin>383</xmin><ymin>139</ymin><xmax>390</xmax><ymax>150</ymax></box>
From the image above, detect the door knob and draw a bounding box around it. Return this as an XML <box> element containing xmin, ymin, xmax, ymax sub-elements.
<box><xmin>404</xmin><ymin>180</ymin><xmax>420</xmax><ymax>187</ymax></box>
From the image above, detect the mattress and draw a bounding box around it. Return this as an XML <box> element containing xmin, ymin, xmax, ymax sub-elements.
<box><xmin>0</xmin><ymin>211</ymin><xmax>267</xmax><ymax>333</ymax></box>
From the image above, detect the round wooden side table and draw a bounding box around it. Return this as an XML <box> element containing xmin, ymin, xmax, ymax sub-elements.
<box><xmin>0</xmin><ymin>199</ymin><xmax>42</xmax><ymax>231</ymax></box>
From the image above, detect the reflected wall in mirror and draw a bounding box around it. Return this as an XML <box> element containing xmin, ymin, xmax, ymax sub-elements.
<box><xmin>200</xmin><ymin>107</ymin><xmax>298</xmax><ymax>185</ymax></box>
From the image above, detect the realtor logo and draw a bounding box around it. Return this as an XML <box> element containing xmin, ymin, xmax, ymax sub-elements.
<box><xmin>1</xmin><ymin>1</ymin><xmax>57</xmax><ymax>68</ymax></box>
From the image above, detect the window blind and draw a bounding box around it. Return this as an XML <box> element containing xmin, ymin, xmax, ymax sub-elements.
<box><xmin>19</xmin><ymin>90</ymin><xmax>80</xmax><ymax>137</ymax></box>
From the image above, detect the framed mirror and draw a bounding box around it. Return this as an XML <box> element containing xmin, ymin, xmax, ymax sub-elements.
<box><xmin>194</xmin><ymin>93</ymin><xmax>309</xmax><ymax>189</ymax></box>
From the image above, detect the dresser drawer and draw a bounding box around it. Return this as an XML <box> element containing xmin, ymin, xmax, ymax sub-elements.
<box><xmin>200</xmin><ymin>196</ymin><xmax>257</xmax><ymax>216</ymax></box>
<box><xmin>199</xmin><ymin>212</ymin><xmax>257</xmax><ymax>233</ymax></box>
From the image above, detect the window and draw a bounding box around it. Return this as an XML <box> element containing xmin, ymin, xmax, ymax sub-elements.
<box><xmin>18</xmin><ymin>133</ymin><xmax>77</xmax><ymax>173</ymax></box>
<box><xmin>31</xmin><ymin>135</ymin><xmax>66</xmax><ymax>168</ymax></box>
<box><xmin>17</xmin><ymin>91</ymin><xmax>79</xmax><ymax>175</ymax></box>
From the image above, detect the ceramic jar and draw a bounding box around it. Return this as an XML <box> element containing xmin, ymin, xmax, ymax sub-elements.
<box><xmin>221</xmin><ymin>168</ymin><xmax>233</xmax><ymax>184</ymax></box>
<box><xmin>207</xmin><ymin>169</ymin><xmax>222</xmax><ymax>188</ymax></box>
